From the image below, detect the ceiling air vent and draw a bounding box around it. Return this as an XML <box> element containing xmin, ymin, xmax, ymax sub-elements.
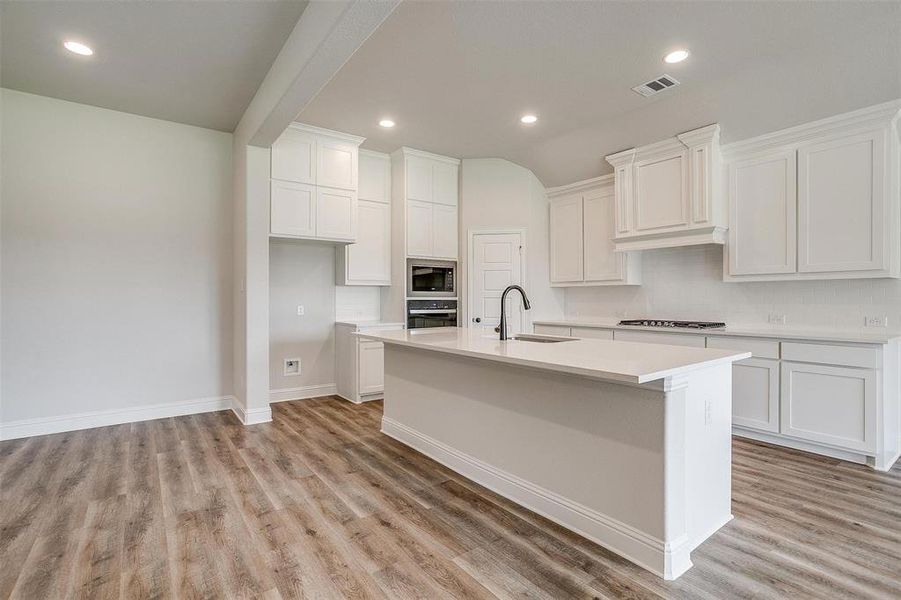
<box><xmin>632</xmin><ymin>74</ymin><xmax>680</xmax><ymax>97</ymax></box>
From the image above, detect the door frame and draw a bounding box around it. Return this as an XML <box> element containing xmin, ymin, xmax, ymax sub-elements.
<box><xmin>466</xmin><ymin>228</ymin><xmax>528</xmax><ymax>330</ymax></box>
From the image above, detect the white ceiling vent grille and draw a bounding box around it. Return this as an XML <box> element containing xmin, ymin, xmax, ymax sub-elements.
<box><xmin>632</xmin><ymin>74</ymin><xmax>680</xmax><ymax>97</ymax></box>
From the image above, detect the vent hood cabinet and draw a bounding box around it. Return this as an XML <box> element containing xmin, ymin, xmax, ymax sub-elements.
<box><xmin>606</xmin><ymin>124</ymin><xmax>724</xmax><ymax>252</ymax></box>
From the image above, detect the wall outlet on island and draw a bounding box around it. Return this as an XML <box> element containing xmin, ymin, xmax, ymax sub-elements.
<box><xmin>768</xmin><ymin>314</ymin><xmax>787</xmax><ymax>325</ymax></box>
<box><xmin>284</xmin><ymin>358</ymin><xmax>301</xmax><ymax>376</ymax></box>
<box><xmin>865</xmin><ymin>315</ymin><xmax>888</xmax><ymax>328</ymax></box>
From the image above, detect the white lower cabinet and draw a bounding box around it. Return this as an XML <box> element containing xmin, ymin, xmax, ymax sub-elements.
<box><xmin>358</xmin><ymin>340</ymin><xmax>385</xmax><ymax>395</ymax></box>
<box><xmin>731</xmin><ymin>358</ymin><xmax>780</xmax><ymax>433</ymax></box>
<box><xmin>780</xmin><ymin>361</ymin><xmax>876</xmax><ymax>453</ymax></box>
<box><xmin>335</xmin><ymin>322</ymin><xmax>403</xmax><ymax>403</ymax></box>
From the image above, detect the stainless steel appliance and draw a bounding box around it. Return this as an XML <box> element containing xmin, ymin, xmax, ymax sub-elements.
<box><xmin>407</xmin><ymin>259</ymin><xmax>456</xmax><ymax>297</ymax></box>
<box><xmin>407</xmin><ymin>299</ymin><xmax>458</xmax><ymax>329</ymax></box>
<box><xmin>618</xmin><ymin>319</ymin><xmax>726</xmax><ymax>329</ymax></box>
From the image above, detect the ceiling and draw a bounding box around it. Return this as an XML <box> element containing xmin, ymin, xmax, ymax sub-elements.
<box><xmin>0</xmin><ymin>0</ymin><xmax>308</xmax><ymax>132</ymax></box>
<box><xmin>297</xmin><ymin>1</ymin><xmax>901</xmax><ymax>187</ymax></box>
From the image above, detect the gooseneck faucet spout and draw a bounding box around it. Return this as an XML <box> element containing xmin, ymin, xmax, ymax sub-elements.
<box><xmin>497</xmin><ymin>285</ymin><xmax>531</xmax><ymax>340</ymax></box>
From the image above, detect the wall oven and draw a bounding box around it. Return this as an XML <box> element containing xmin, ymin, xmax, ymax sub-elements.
<box><xmin>407</xmin><ymin>299</ymin><xmax>458</xmax><ymax>329</ymax></box>
<box><xmin>407</xmin><ymin>259</ymin><xmax>456</xmax><ymax>298</ymax></box>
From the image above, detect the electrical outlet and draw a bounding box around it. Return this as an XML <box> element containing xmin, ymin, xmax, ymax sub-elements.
<box><xmin>768</xmin><ymin>314</ymin><xmax>787</xmax><ymax>325</ymax></box>
<box><xmin>296</xmin><ymin>305</ymin><xmax>305</xmax><ymax>316</ymax></box>
<box><xmin>284</xmin><ymin>358</ymin><xmax>301</xmax><ymax>376</ymax></box>
<box><xmin>865</xmin><ymin>315</ymin><xmax>888</xmax><ymax>328</ymax></box>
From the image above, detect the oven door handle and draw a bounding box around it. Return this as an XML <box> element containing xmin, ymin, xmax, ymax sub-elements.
<box><xmin>408</xmin><ymin>309</ymin><xmax>457</xmax><ymax>314</ymax></box>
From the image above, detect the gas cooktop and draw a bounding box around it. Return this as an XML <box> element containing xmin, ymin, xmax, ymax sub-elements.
<box><xmin>618</xmin><ymin>319</ymin><xmax>726</xmax><ymax>330</ymax></box>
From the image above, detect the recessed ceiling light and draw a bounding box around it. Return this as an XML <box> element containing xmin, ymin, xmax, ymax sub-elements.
<box><xmin>520</xmin><ymin>114</ymin><xmax>538</xmax><ymax>124</ymax></box>
<box><xmin>64</xmin><ymin>40</ymin><xmax>94</xmax><ymax>56</ymax></box>
<box><xmin>379</xmin><ymin>119</ymin><xmax>395</xmax><ymax>128</ymax></box>
<box><xmin>663</xmin><ymin>49</ymin><xmax>689</xmax><ymax>64</ymax></box>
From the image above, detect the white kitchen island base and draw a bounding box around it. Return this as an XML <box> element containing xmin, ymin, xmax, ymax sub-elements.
<box><xmin>365</xmin><ymin>332</ymin><xmax>747</xmax><ymax>581</ymax></box>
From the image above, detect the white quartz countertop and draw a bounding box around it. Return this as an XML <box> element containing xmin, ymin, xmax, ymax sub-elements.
<box><xmin>356</xmin><ymin>327</ymin><xmax>749</xmax><ymax>385</ymax></box>
<box><xmin>534</xmin><ymin>318</ymin><xmax>901</xmax><ymax>345</ymax></box>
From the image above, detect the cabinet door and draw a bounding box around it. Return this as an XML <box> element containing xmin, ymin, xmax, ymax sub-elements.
<box><xmin>271</xmin><ymin>129</ymin><xmax>316</xmax><ymax>184</ymax></box>
<box><xmin>358</xmin><ymin>152</ymin><xmax>390</xmax><ymax>203</ymax></box>
<box><xmin>317</xmin><ymin>139</ymin><xmax>358</xmax><ymax>190</ymax></box>
<box><xmin>406</xmin><ymin>199</ymin><xmax>433</xmax><ymax>257</ymax></box>
<box><xmin>732</xmin><ymin>358</ymin><xmax>780</xmax><ymax>432</ymax></box>
<box><xmin>358</xmin><ymin>340</ymin><xmax>385</xmax><ymax>394</ymax></box>
<box><xmin>431</xmin><ymin>204</ymin><xmax>458</xmax><ymax>259</ymax></box>
<box><xmin>780</xmin><ymin>361</ymin><xmax>876</xmax><ymax>452</ymax></box>
<box><xmin>728</xmin><ymin>151</ymin><xmax>797</xmax><ymax>275</ymax></box>
<box><xmin>798</xmin><ymin>129</ymin><xmax>888</xmax><ymax>273</ymax></box>
<box><xmin>432</xmin><ymin>162</ymin><xmax>459</xmax><ymax>206</ymax></box>
<box><xmin>271</xmin><ymin>181</ymin><xmax>316</xmax><ymax>237</ymax></box>
<box><xmin>346</xmin><ymin>200</ymin><xmax>391</xmax><ymax>284</ymax></box>
<box><xmin>583</xmin><ymin>187</ymin><xmax>622</xmax><ymax>281</ymax></box>
<box><xmin>406</xmin><ymin>156</ymin><xmax>433</xmax><ymax>203</ymax></box>
<box><xmin>316</xmin><ymin>187</ymin><xmax>356</xmax><ymax>240</ymax></box>
<box><xmin>633</xmin><ymin>152</ymin><xmax>689</xmax><ymax>232</ymax></box>
<box><xmin>549</xmin><ymin>195</ymin><xmax>584</xmax><ymax>283</ymax></box>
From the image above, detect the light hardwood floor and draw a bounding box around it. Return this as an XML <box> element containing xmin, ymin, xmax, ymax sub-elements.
<box><xmin>1</xmin><ymin>396</ymin><xmax>900</xmax><ymax>599</ymax></box>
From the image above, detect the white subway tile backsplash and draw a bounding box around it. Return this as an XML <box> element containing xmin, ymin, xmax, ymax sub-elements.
<box><xmin>335</xmin><ymin>286</ymin><xmax>381</xmax><ymax>321</ymax></box>
<box><xmin>565</xmin><ymin>245</ymin><xmax>901</xmax><ymax>330</ymax></box>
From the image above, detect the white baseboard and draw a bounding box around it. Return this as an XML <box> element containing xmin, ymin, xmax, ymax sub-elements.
<box><xmin>0</xmin><ymin>395</ymin><xmax>236</xmax><ymax>441</ymax></box>
<box><xmin>733</xmin><ymin>426</ymin><xmax>868</xmax><ymax>465</ymax></box>
<box><xmin>230</xmin><ymin>403</ymin><xmax>273</xmax><ymax>426</ymax></box>
<box><xmin>269</xmin><ymin>383</ymin><xmax>337</xmax><ymax>403</ymax></box>
<box><xmin>381</xmin><ymin>416</ymin><xmax>678</xmax><ymax>580</ymax></box>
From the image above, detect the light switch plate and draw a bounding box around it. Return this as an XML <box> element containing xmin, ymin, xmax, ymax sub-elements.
<box><xmin>865</xmin><ymin>315</ymin><xmax>888</xmax><ymax>328</ymax></box>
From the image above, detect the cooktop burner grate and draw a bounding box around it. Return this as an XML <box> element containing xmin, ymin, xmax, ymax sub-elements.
<box><xmin>618</xmin><ymin>319</ymin><xmax>726</xmax><ymax>329</ymax></box>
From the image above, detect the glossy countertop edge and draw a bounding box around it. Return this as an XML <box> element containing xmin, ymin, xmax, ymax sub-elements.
<box><xmin>533</xmin><ymin>319</ymin><xmax>901</xmax><ymax>345</ymax></box>
<box><xmin>335</xmin><ymin>320</ymin><xmax>405</xmax><ymax>328</ymax></box>
<box><xmin>356</xmin><ymin>329</ymin><xmax>750</xmax><ymax>384</ymax></box>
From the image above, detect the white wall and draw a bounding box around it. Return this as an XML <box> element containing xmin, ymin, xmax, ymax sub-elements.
<box><xmin>269</xmin><ymin>240</ymin><xmax>337</xmax><ymax>395</ymax></box>
<box><xmin>1</xmin><ymin>89</ymin><xmax>233</xmax><ymax>426</ymax></box>
<box><xmin>565</xmin><ymin>244</ymin><xmax>901</xmax><ymax>331</ymax></box>
<box><xmin>460</xmin><ymin>158</ymin><xmax>565</xmax><ymax>327</ymax></box>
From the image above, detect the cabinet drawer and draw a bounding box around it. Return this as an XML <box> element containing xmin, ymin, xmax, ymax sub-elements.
<box><xmin>613</xmin><ymin>329</ymin><xmax>706</xmax><ymax>348</ymax></box>
<box><xmin>781</xmin><ymin>342</ymin><xmax>878</xmax><ymax>369</ymax></box>
<box><xmin>570</xmin><ymin>327</ymin><xmax>614</xmax><ymax>340</ymax></box>
<box><xmin>706</xmin><ymin>336</ymin><xmax>779</xmax><ymax>359</ymax></box>
<box><xmin>533</xmin><ymin>325</ymin><xmax>571</xmax><ymax>336</ymax></box>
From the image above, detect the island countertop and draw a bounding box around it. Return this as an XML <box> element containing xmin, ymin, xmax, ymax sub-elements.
<box><xmin>357</xmin><ymin>327</ymin><xmax>750</xmax><ymax>384</ymax></box>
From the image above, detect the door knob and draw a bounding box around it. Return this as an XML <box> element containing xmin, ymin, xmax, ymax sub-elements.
<box><xmin>473</xmin><ymin>317</ymin><xmax>481</xmax><ymax>323</ymax></box>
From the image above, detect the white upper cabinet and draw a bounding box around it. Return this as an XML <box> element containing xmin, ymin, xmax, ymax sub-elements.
<box><xmin>728</xmin><ymin>150</ymin><xmax>798</xmax><ymax>275</ymax></box>
<box><xmin>798</xmin><ymin>129</ymin><xmax>888</xmax><ymax>274</ymax></box>
<box><xmin>431</xmin><ymin>204</ymin><xmax>458</xmax><ymax>259</ymax></box>
<box><xmin>316</xmin><ymin>139</ymin><xmax>358</xmax><ymax>191</ymax></box>
<box><xmin>338</xmin><ymin>150</ymin><xmax>391</xmax><ymax>286</ymax></box>
<box><xmin>270</xmin><ymin>123</ymin><xmax>364</xmax><ymax>243</ymax></box>
<box><xmin>725</xmin><ymin>101</ymin><xmax>900</xmax><ymax>281</ymax></box>
<box><xmin>271</xmin><ymin>129</ymin><xmax>316</xmax><ymax>184</ymax></box>
<box><xmin>606</xmin><ymin>124</ymin><xmax>724</xmax><ymax>252</ymax></box>
<box><xmin>393</xmin><ymin>147</ymin><xmax>460</xmax><ymax>259</ymax></box>
<box><xmin>548</xmin><ymin>178</ymin><xmax>640</xmax><ymax>286</ymax></box>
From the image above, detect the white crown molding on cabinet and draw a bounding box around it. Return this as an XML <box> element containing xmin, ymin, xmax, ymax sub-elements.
<box><xmin>721</xmin><ymin>99</ymin><xmax>901</xmax><ymax>159</ymax></box>
<box><xmin>546</xmin><ymin>173</ymin><xmax>615</xmax><ymax>198</ymax></box>
<box><xmin>287</xmin><ymin>122</ymin><xmax>366</xmax><ymax>145</ymax></box>
<box><xmin>269</xmin><ymin>383</ymin><xmax>338</xmax><ymax>403</ymax></box>
<box><xmin>398</xmin><ymin>146</ymin><xmax>461</xmax><ymax>165</ymax></box>
<box><xmin>0</xmin><ymin>395</ymin><xmax>238</xmax><ymax>441</ymax></box>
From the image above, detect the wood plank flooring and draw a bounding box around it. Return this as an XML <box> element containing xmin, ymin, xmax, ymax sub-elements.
<box><xmin>1</xmin><ymin>396</ymin><xmax>900</xmax><ymax>599</ymax></box>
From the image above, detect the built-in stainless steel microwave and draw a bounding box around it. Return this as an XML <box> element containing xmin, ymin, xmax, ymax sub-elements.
<box><xmin>407</xmin><ymin>259</ymin><xmax>456</xmax><ymax>297</ymax></box>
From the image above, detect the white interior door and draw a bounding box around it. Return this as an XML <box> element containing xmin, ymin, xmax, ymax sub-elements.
<box><xmin>470</xmin><ymin>232</ymin><xmax>524</xmax><ymax>334</ymax></box>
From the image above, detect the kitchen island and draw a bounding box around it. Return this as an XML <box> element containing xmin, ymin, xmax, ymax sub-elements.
<box><xmin>356</xmin><ymin>327</ymin><xmax>750</xmax><ymax>580</ymax></box>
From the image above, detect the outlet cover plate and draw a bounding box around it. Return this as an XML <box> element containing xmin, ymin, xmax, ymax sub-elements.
<box><xmin>284</xmin><ymin>358</ymin><xmax>301</xmax><ymax>376</ymax></box>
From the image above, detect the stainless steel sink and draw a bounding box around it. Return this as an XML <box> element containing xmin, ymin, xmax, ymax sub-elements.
<box><xmin>508</xmin><ymin>334</ymin><xmax>575</xmax><ymax>343</ymax></box>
